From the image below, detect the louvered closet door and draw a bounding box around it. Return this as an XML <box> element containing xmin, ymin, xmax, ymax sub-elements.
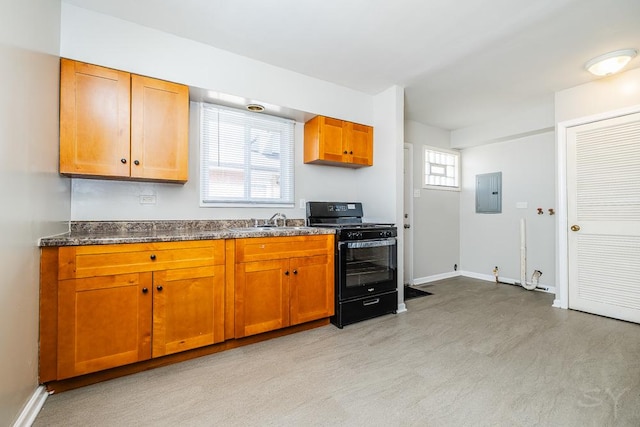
<box><xmin>567</xmin><ymin>112</ymin><xmax>640</xmax><ymax>323</ymax></box>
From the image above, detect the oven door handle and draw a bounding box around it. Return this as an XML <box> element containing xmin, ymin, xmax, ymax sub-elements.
<box><xmin>342</xmin><ymin>238</ymin><xmax>396</xmax><ymax>249</ymax></box>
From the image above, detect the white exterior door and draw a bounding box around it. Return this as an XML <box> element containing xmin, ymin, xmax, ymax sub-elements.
<box><xmin>403</xmin><ymin>144</ymin><xmax>413</xmax><ymax>286</ymax></box>
<box><xmin>567</xmin><ymin>112</ymin><xmax>640</xmax><ymax>323</ymax></box>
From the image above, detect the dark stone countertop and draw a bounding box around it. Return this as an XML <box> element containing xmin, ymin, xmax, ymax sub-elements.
<box><xmin>38</xmin><ymin>220</ymin><xmax>336</xmax><ymax>247</ymax></box>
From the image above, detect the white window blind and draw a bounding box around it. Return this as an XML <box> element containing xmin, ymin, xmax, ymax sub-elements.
<box><xmin>199</xmin><ymin>103</ymin><xmax>294</xmax><ymax>206</ymax></box>
<box><xmin>423</xmin><ymin>146</ymin><xmax>460</xmax><ymax>191</ymax></box>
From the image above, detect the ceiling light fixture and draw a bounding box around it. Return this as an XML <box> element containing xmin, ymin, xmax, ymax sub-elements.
<box><xmin>584</xmin><ymin>48</ymin><xmax>637</xmax><ymax>76</ymax></box>
<box><xmin>246</xmin><ymin>104</ymin><xmax>265</xmax><ymax>112</ymax></box>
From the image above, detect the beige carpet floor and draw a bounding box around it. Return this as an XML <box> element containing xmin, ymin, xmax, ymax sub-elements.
<box><xmin>34</xmin><ymin>277</ymin><xmax>640</xmax><ymax>426</ymax></box>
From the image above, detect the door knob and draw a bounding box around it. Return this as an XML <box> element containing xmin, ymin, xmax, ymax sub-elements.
<box><xmin>570</xmin><ymin>225</ymin><xmax>580</xmax><ymax>232</ymax></box>
<box><xmin>404</xmin><ymin>224</ymin><xmax>410</xmax><ymax>229</ymax></box>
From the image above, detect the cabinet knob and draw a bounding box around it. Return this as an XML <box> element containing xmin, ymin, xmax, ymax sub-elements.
<box><xmin>293</xmin><ymin>270</ymin><xmax>298</xmax><ymax>275</ymax></box>
<box><xmin>343</xmin><ymin>150</ymin><xmax>348</xmax><ymax>154</ymax></box>
<box><xmin>349</xmin><ymin>151</ymin><xmax>353</xmax><ymax>154</ymax></box>
<box><xmin>284</xmin><ymin>270</ymin><xmax>290</xmax><ymax>276</ymax></box>
<box><xmin>134</xmin><ymin>160</ymin><xmax>140</xmax><ymax>166</ymax></box>
<box><xmin>142</xmin><ymin>287</ymin><xmax>148</xmax><ymax>294</ymax></box>
<box><xmin>121</xmin><ymin>158</ymin><xmax>127</xmax><ymax>164</ymax></box>
<box><xmin>156</xmin><ymin>285</ymin><xmax>163</xmax><ymax>291</ymax></box>
<box><xmin>150</xmin><ymin>254</ymin><xmax>156</xmax><ymax>260</ymax></box>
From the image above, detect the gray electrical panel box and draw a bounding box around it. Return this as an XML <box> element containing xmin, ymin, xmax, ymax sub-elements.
<box><xmin>476</xmin><ymin>172</ymin><xmax>502</xmax><ymax>214</ymax></box>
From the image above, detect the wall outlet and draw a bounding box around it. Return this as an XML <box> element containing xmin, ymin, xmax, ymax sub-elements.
<box><xmin>139</xmin><ymin>195</ymin><xmax>156</xmax><ymax>205</ymax></box>
<box><xmin>413</xmin><ymin>189</ymin><xmax>421</xmax><ymax>198</ymax></box>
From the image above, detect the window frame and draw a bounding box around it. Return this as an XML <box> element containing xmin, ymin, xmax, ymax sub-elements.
<box><xmin>422</xmin><ymin>145</ymin><xmax>461</xmax><ymax>192</ymax></box>
<box><xmin>198</xmin><ymin>102</ymin><xmax>295</xmax><ymax>207</ymax></box>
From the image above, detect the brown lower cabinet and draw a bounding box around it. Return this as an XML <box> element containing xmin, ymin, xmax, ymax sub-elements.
<box><xmin>41</xmin><ymin>240</ymin><xmax>226</xmax><ymax>381</ymax></box>
<box><xmin>234</xmin><ymin>235</ymin><xmax>335</xmax><ymax>338</ymax></box>
<box><xmin>40</xmin><ymin>235</ymin><xmax>334</xmax><ymax>383</ymax></box>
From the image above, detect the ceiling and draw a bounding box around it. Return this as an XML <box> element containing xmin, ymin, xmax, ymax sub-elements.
<box><xmin>62</xmin><ymin>0</ymin><xmax>640</xmax><ymax>131</ymax></box>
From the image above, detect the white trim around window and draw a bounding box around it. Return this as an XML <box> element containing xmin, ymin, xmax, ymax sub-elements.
<box><xmin>422</xmin><ymin>145</ymin><xmax>460</xmax><ymax>191</ymax></box>
<box><xmin>199</xmin><ymin>102</ymin><xmax>295</xmax><ymax>207</ymax></box>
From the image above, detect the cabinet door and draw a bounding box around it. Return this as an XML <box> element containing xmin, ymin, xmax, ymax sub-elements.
<box><xmin>59</xmin><ymin>58</ymin><xmax>131</xmax><ymax>177</ymax></box>
<box><xmin>57</xmin><ymin>273</ymin><xmax>152</xmax><ymax>379</ymax></box>
<box><xmin>235</xmin><ymin>259</ymin><xmax>290</xmax><ymax>337</ymax></box>
<box><xmin>131</xmin><ymin>75</ymin><xmax>189</xmax><ymax>182</ymax></box>
<box><xmin>319</xmin><ymin>116</ymin><xmax>347</xmax><ymax>162</ymax></box>
<box><xmin>290</xmin><ymin>254</ymin><xmax>334</xmax><ymax>325</ymax></box>
<box><xmin>346</xmin><ymin>122</ymin><xmax>373</xmax><ymax>166</ymax></box>
<box><xmin>152</xmin><ymin>265</ymin><xmax>225</xmax><ymax>357</ymax></box>
<box><xmin>304</xmin><ymin>115</ymin><xmax>346</xmax><ymax>164</ymax></box>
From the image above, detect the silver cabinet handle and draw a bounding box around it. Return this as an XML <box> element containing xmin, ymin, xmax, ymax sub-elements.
<box><xmin>363</xmin><ymin>298</ymin><xmax>380</xmax><ymax>306</ymax></box>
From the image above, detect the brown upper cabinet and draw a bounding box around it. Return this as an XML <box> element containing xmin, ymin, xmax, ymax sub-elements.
<box><xmin>304</xmin><ymin>115</ymin><xmax>373</xmax><ymax>168</ymax></box>
<box><xmin>59</xmin><ymin>58</ymin><xmax>189</xmax><ymax>182</ymax></box>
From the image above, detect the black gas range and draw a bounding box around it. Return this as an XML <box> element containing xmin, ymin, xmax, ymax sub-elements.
<box><xmin>306</xmin><ymin>202</ymin><xmax>397</xmax><ymax>239</ymax></box>
<box><xmin>306</xmin><ymin>202</ymin><xmax>398</xmax><ymax>328</ymax></box>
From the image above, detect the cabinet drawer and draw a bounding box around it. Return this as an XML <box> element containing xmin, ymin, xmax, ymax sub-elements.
<box><xmin>235</xmin><ymin>235</ymin><xmax>334</xmax><ymax>263</ymax></box>
<box><xmin>59</xmin><ymin>240</ymin><xmax>225</xmax><ymax>279</ymax></box>
<box><xmin>336</xmin><ymin>290</ymin><xmax>397</xmax><ymax>328</ymax></box>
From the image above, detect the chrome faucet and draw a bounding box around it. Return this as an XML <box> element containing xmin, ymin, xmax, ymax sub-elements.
<box><xmin>268</xmin><ymin>212</ymin><xmax>287</xmax><ymax>227</ymax></box>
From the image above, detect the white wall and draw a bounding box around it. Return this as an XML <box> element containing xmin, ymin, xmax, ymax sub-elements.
<box><xmin>0</xmin><ymin>0</ymin><xmax>69</xmax><ymax>425</ymax></box>
<box><xmin>556</xmin><ymin>67</ymin><xmax>640</xmax><ymax>123</ymax></box>
<box><xmin>451</xmin><ymin>101</ymin><xmax>555</xmax><ymax>148</ymax></box>
<box><xmin>360</xmin><ymin>86</ymin><xmax>404</xmax><ymax>223</ymax></box>
<box><xmin>404</xmin><ymin>120</ymin><xmax>460</xmax><ymax>281</ymax></box>
<box><xmin>61</xmin><ymin>4</ymin><xmax>400</xmax><ymax>223</ymax></box>
<box><xmin>459</xmin><ymin>132</ymin><xmax>556</xmax><ymax>286</ymax></box>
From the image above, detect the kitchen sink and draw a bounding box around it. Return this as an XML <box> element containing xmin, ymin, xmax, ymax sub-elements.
<box><xmin>228</xmin><ymin>226</ymin><xmax>315</xmax><ymax>233</ymax></box>
<box><xmin>278</xmin><ymin>226</ymin><xmax>314</xmax><ymax>230</ymax></box>
<box><xmin>228</xmin><ymin>227</ymin><xmax>277</xmax><ymax>232</ymax></box>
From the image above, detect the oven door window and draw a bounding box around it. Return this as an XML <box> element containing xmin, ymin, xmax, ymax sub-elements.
<box><xmin>340</xmin><ymin>238</ymin><xmax>397</xmax><ymax>293</ymax></box>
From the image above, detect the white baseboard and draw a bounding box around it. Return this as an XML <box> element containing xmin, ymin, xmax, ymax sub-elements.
<box><xmin>412</xmin><ymin>271</ymin><xmax>461</xmax><ymax>286</ymax></box>
<box><xmin>460</xmin><ymin>271</ymin><xmax>556</xmax><ymax>294</ymax></box>
<box><xmin>396</xmin><ymin>302</ymin><xmax>407</xmax><ymax>313</ymax></box>
<box><xmin>13</xmin><ymin>386</ymin><xmax>48</xmax><ymax>427</ymax></box>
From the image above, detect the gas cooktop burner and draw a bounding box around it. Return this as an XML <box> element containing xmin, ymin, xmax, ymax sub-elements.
<box><xmin>306</xmin><ymin>202</ymin><xmax>397</xmax><ymax>241</ymax></box>
<box><xmin>310</xmin><ymin>223</ymin><xmax>394</xmax><ymax>229</ymax></box>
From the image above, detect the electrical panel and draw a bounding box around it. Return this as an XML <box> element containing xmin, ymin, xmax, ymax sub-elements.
<box><xmin>476</xmin><ymin>172</ymin><xmax>502</xmax><ymax>214</ymax></box>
